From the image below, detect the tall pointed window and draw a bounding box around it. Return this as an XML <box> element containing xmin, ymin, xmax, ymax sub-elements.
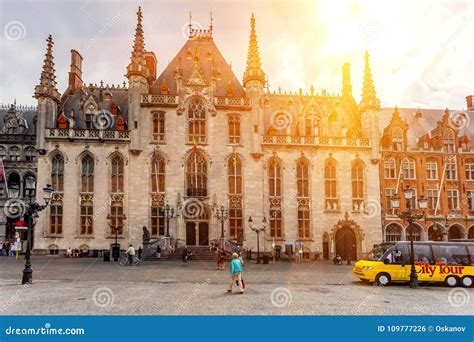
<box><xmin>351</xmin><ymin>160</ymin><xmax>365</xmax><ymax>210</ymax></box>
<box><xmin>228</xmin><ymin>114</ymin><xmax>241</xmax><ymax>144</ymax></box>
<box><xmin>49</xmin><ymin>204</ymin><xmax>62</xmax><ymax>235</ymax></box>
<box><xmin>152</xmin><ymin>112</ymin><xmax>165</xmax><ymax>142</ymax></box>
<box><xmin>111</xmin><ymin>155</ymin><xmax>124</xmax><ymax>193</ymax></box>
<box><xmin>151</xmin><ymin>152</ymin><xmax>166</xmax><ymax>193</ymax></box>
<box><xmin>151</xmin><ymin>207</ymin><xmax>165</xmax><ymax>236</ymax></box>
<box><xmin>228</xmin><ymin>154</ymin><xmax>243</xmax><ymax>239</ymax></box>
<box><xmin>296</xmin><ymin>158</ymin><xmax>310</xmax><ymax>239</ymax></box>
<box><xmin>392</xmin><ymin>127</ymin><xmax>404</xmax><ymax>151</ymax></box>
<box><xmin>186</xmin><ymin>152</ymin><xmax>207</xmax><ymax>197</ymax></box>
<box><xmin>51</xmin><ymin>154</ymin><xmax>64</xmax><ymax>192</ymax></box>
<box><xmin>81</xmin><ymin>155</ymin><xmax>94</xmax><ymax>192</ymax></box>
<box><xmin>80</xmin><ymin>202</ymin><xmax>93</xmax><ymax>235</ymax></box>
<box><xmin>268</xmin><ymin>157</ymin><xmax>283</xmax><ymax>238</ymax></box>
<box><xmin>187</xmin><ymin>98</ymin><xmax>206</xmax><ymax>144</ymax></box>
<box><xmin>384</xmin><ymin>158</ymin><xmax>396</xmax><ymax>179</ymax></box>
<box><xmin>324</xmin><ymin>159</ymin><xmax>338</xmax><ymax>210</ymax></box>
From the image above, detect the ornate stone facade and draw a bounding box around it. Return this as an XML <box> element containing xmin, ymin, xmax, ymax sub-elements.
<box><xmin>32</xmin><ymin>8</ymin><xmax>386</xmax><ymax>259</ymax></box>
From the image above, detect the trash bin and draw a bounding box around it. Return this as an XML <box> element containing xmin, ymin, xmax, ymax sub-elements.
<box><xmin>103</xmin><ymin>251</ymin><xmax>110</xmax><ymax>262</ymax></box>
<box><xmin>111</xmin><ymin>244</ymin><xmax>120</xmax><ymax>261</ymax></box>
<box><xmin>262</xmin><ymin>254</ymin><xmax>269</xmax><ymax>264</ymax></box>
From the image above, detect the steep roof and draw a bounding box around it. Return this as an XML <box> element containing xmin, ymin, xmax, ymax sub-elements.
<box><xmin>0</xmin><ymin>104</ymin><xmax>37</xmax><ymax>136</ymax></box>
<box><xmin>151</xmin><ymin>37</ymin><xmax>246</xmax><ymax>97</ymax></box>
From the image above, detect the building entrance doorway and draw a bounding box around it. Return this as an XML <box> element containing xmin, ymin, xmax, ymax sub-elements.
<box><xmin>335</xmin><ymin>226</ymin><xmax>357</xmax><ymax>261</ymax></box>
<box><xmin>186</xmin><ymin>221</ymin><xmax>209</xmax><ymax>246</ymax></box>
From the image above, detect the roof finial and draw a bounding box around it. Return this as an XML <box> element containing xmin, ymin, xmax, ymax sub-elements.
<box><xmin>126</xmin><ymin>6</ymin><xmax>149</xmax><ymax>79</ymax></box>
<box><xmin>188</xmin><ymin>12</ymin><xmax>192</xmax><ymax>37</ymax></box>
<box><xmin>359</xmin><ymin>50</ymin><xmax>380</xmax><ymax>112</ymax></box>
<box><xmin>210</xmin><ymin>12</ymin><xmax>213</xmax><ymax>32</ymax></box>
<box><xmin>243</xmin><ymin>13</ymin><xmax>265</xmax><ymax>88</ymax></box>
<box><xmin>34</xmin><ymin>35</ymin><xmax>60</xmax><ymax>101</ymax></box>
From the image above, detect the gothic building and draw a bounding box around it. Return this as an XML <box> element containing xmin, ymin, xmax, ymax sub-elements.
<box><xmin>32</xmin><ymin>8</ymin><xmax>384</xmax><ymax>259</ymax></box>
<box><xmin>0</xmin><ymin>102</ymin><xmax>38</xmax><ymax>241</ymax></box>
<box><xmin>379</xmin><ymin>97</ymin><xmax>474</xmax><ymax>243</ymax></box>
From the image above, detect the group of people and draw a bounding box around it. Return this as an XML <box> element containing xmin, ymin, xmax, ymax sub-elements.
<box><xmin>65</xmin><ymin>246</ymin><xmax>90</xmax><ymax>258</ymax></box>
<box><xmin>0</xmin><ymin>240</ymin><xmax>22</xmax><ymax>257</ymax></box>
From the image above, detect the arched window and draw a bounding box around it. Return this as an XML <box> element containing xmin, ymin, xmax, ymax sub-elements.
<box><xmin>228</xmin><ymin>154</ymin><xmax>242</xmax><ymax>196</ymax></box>
<box><xmin>228</xmin><ymin>114</ymin><xmax>241</xmax><ymax>144</ymax></box>
<box><xmin>51</xmin><ymin>154</ymin><xmax>64</xmax><ymax>192</ymax></box>
<box><xmin>9</xmin><ymin>146</ymin><xmax>20</xmax><ymax>161</ymax></box>
<box><xmin>296</xmin><ymin>158</ymin><xmax>309</xmax><ymax>198</ymax></box>
<box><xmin>269</xmin><ymin>157</ymin><xmax>282</xmax><ymax>197</ymax></box>
<box><xmin>81</xmin><ymin>155</ymin><xmax>94</xmax><ymax>192</ymax></box>
<box><xmin>324</xmin><ymin>159</ymin><xmax>338</xmax><ymax>210</ymax></box>
<box><xmin>111</xmin><ymin>155</ymin><xmax>124</xmax><ymax>193</ymax></box>
<box><xmin>351</xmin><ymin>160</ymin><xmax>364</xmax><ymax>208</ymax></box>
<box><xmin>268</xmin><ymin>157</ymin><xmax>283</xmax><ymax>238</ymax></box>
<box><xmin>402</xmin><ymin>158</ymin><xmax>416</xmax><ymax>179</ymax></box>
<box><xmin>25</xmin><ymin>147</ymin><xmax>37</xmax><ymax>162</ymax></box>
<box><xmin>296</xmin><ymin>158</ymin><xmax>310</xmax><ymax>239</ymax></box>
<box><xmin>469</xmin><ymin>226</ymin><xmax>474</xmax><ymax>239</ymax></box>
<box><xmin>443</xmin><ymin>128</ymin><xmax>455</xmax><ymax>153</ymax></box>
<box><xmin>187</xmin><ymin>98</ymin><xmax>206</xmax><ymax>143</ymax></box>
<box><xmin>428</xmin><ymin>224</ymin><xmax>444</xmax><ymax>241</ymax></box>
<box><xmin>186</xmin><ymin>151</ymin><xmax>207</xmax><ymax>197</ymax></box>
<box><xmin>385</xmin><ymin>224</ymin><xmax>402</xmax><ymax>242</ymax></box>
<box><xmin>392</xmin><ymin>127</ymin><xmax>404</xmax><ymax>151</ymax></box>
<box><xmin>151</xmin><ymin>152</ymin><xmax>165</xmax><ymax>193</ymax></box>
<box><xmin>448</xmin><ymin>225</ymin><xmax>463</xmax><ymax>240</ymax></box>
<box><xmin>406</xmin><ymin>225</ymin><xmax>422</xmax><ymax>241</ymax></box>
<box><xmin>228</xmin><ymin>154</ymin><xmax>243</xmax><ymax>239</ymax></box>
<box><xmin>384</xmin><ymin>158</ymin><xmax>396</xmax><ymax>179</ymax></box>
<box><xmin>152</xmin><ymin>112</ymin><xmax>165</xmax><ymax>142</ymax></box>
<box><xmin>50</xmin><ymin>204</ymin><xmax>63</xmax><ymax>235</ymax></box>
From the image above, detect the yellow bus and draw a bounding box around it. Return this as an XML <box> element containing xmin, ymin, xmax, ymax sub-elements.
<box><xmin>353</xmin><ymin>241</ymin><xmax>473</xmax><ymax>287</ymax></box>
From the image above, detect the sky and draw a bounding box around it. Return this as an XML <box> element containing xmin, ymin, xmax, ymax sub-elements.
<box><xmin>0</xmin><ymin>0</ymin><xmax>472</xmax><ymax>109</ymax></box>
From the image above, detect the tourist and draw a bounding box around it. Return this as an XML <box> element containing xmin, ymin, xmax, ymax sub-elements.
<box><xmin>227</xmin><ymin>252</ymin><xmax>244</xmax><ymax>294</ymax></box>
<box><xmin>182</xmin><ymin>246</ymin><xmax>188</xmax><ymax>262</ymax></box>
<box><xmin>66</xmin><ymin>247</ymin><xmax>73</xmax><ymax>258</ymax></box>
<box><xmin>125</xmin><ymin>244</ymin><xmax>135</xmax><ymax>265</ymax></box>
<box><xmin>0</xmin><ymin>240</ymin><xmax>3</xmax><ymax>256</ymax></box>
<box><xmin>217</xmin><ymin>247</ymin><xmax>226</xmax><ymax>270</ymax></box>
<box><xmin>156</xmin><ymin>245</ymin><xmax>161</xmax><ymax>259</ymax></box>
<box><xmin>138</xmin><ymin>246</ymin><xmax>142</xmax><ymax>259</ymax></box>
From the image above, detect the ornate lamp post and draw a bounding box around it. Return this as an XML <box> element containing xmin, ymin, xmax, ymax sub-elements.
<box><xmin>391</xmin><ymin>186</ymin><xmax>427</xmax><ymax>289</ymax></box>
<box><xmin>107</xmin><ymin>212</ymin><xmax>127</xmax><ymax>262</ymax></box>
<box><xmin>160</xmin><ymin>202</ymin><xmax>176</xmax><ymax>238</ymax></box>
<box><xmin>248</xmin><ymin>216</ymin><xmax>267</xmax><ymax>264</ymax></box>
<box><xmin>215</xmin><ymin>205</ymin><xmax>229</xmax><ymax>248</ymax></box>
<box><xmin>21</xmin><ymin>176</ymin><xmax>53</xmax><ymax>284</ymax></box>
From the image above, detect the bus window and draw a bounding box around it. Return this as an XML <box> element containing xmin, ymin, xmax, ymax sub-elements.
<box><xmin>467</xmin><ymin>246</ymin><xmax>474</xmax><ymax>265</ymax></box>
<box><xmin>413</xmin><ymin>244</ymin><xmax>434</xmax><ymax>264</ymax></box>
<box><xmin>432</xmin><ymin>244</ymin><xmax>469</xmax><ymax>265</ymax></box>
<box><xmin>394</xmin><ymin>242</ymin><xmax>410</xmax><ymax>265</ymax></box>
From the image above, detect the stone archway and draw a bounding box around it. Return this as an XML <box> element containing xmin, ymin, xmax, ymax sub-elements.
<box><xmin>330</xmin><ymin>212</ymin><xmax>364</xmax><ymax>261</ymax></box>
<box><xmin>448</xmin><ymin>224</ymin><xmax>465</xmax><ymax>240</ymax></box>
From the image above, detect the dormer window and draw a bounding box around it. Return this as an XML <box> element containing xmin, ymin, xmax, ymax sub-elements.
<box><xmin>392</xmin><ymin>127</ymin><xmax>404</xmax><ymax>151</ymax></box>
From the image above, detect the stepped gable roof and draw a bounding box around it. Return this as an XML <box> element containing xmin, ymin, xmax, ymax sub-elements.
<box><xmin>60</xmin><ymin>85</ymin><xmax>129</xmax><ymax>130</ymax></box>
<box><xmin>151</xmin><ymin>38</ymin><xmax>245</xmax><ymax>98</ymax></box>
<box><xmin>0</xmin><ymin>104</ymin><xmax>37</xmax><ymax>136</ymax></box>
<box><xmin>379</xmin><ymin>107</ymin><xmax>474</xmax><ymax>149</ymax></box>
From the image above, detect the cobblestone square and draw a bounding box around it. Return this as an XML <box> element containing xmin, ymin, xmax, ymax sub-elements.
<box><xmin>0</xmin><ymin>256</ymin><xmax>471</xmax><ymax>315</ymax></box>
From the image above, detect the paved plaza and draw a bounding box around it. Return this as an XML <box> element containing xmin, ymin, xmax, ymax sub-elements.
<box><xmin>0</xmin><ymin>255</ymin><xmax>471</xmax><ymax>315</ymax></box>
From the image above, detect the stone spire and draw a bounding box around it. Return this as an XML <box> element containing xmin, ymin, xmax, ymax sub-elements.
<box><xmin>243</xmin><ymin>13</ymin><xmax>265</xmax><ymax>87</ymax></box>
<box><xmin>34</xmin><ymin>35</ymin><xmax>60</xmax><ymax>101</ymax></box>
<box><xmin>126</xmin><ymin>6</ymin><xmax>149</xmax><ymax>79</ymax></box>
<box><xmin>359</xmin><ymin>50</ymin><xmax>380</xmax><ymax>112</ymax></box>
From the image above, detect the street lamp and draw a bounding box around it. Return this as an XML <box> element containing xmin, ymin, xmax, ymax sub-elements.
<box><xmin>160</xmin><ymin>202</ymin><xmax>176</xmax><ymax>238</ymax></box>
<box><xmin>249</xmin><ymin>216</ymin><xmax>267</xmax><ymax>264</ymax></box>
<box><xmin>21</xmin><ymin>178</ymin><xmax>52</xmax><ymax>285</ymax></box>
<box><xmin>391</xmin><ymin>187</ymin><xmax>427</xmax><ymax>289</ymax></box>
<box><xmin>107</xmin><ymin>212</ymin><xmax>126</xmax><ymax>261</ymax></box>
<box><xmin>215</xmin><ymin>204</ymin><xmax>229</xmax><ymax>248</ymax></box>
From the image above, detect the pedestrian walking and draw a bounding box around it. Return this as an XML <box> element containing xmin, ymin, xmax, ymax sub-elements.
<box><xmin>0</xmin><ymin>240</ymin><xmax>3</xmax><ymax>256</ymax></box>
<box><xmin>182</xmin><ymin>246</ymin><xmax>188</xmax><ymax>262</ymax></box>
<box><xmin>217</xmin><ymin>247</ymin><xmax>226</xmax><ymax>270</ymax></box>
<box><xmin>227</xmin><ymin>252</ymin><xmax>244</xmax><ymax>294</ymax></box>
<box><xmin>156</xmin><ymin>245</ymin><xmax>161</xmax><ymax>259</ymax></box>
<box><xmin>137</xmin><ymin>246</ymin><xmax>142</xmax><ymax>259</ymax></box>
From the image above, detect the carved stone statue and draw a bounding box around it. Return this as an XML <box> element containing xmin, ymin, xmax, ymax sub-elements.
<box><xmin>142</xmin><ymin>226</ymin><xmax>150</xmax><ymax>243</ymax></box>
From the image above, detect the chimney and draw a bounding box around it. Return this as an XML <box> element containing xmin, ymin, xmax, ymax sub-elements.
<box><xmin>68</xmin><ymin>49</ymin><xmax>83</xmax><ymax>95</ymax></box>
<box><xmin>466</xmin><ymin>95</ymin><xmax>473</xmax><ymax>111</ymax></box>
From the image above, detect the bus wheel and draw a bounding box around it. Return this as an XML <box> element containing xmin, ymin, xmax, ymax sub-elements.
<box><xmin>445</xmin><ymin>275</ymin><xmax>459</xmax><ymax>287</ymax></box>
<box><xmin>461</xmin><ymin>276</ymin><xmax>473</xmax><ymax>288</ymax></box>
<box><xmin>375</xmin><ymin>273</ymin><xmax>390</xmax><ymax>286</ymax></box>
